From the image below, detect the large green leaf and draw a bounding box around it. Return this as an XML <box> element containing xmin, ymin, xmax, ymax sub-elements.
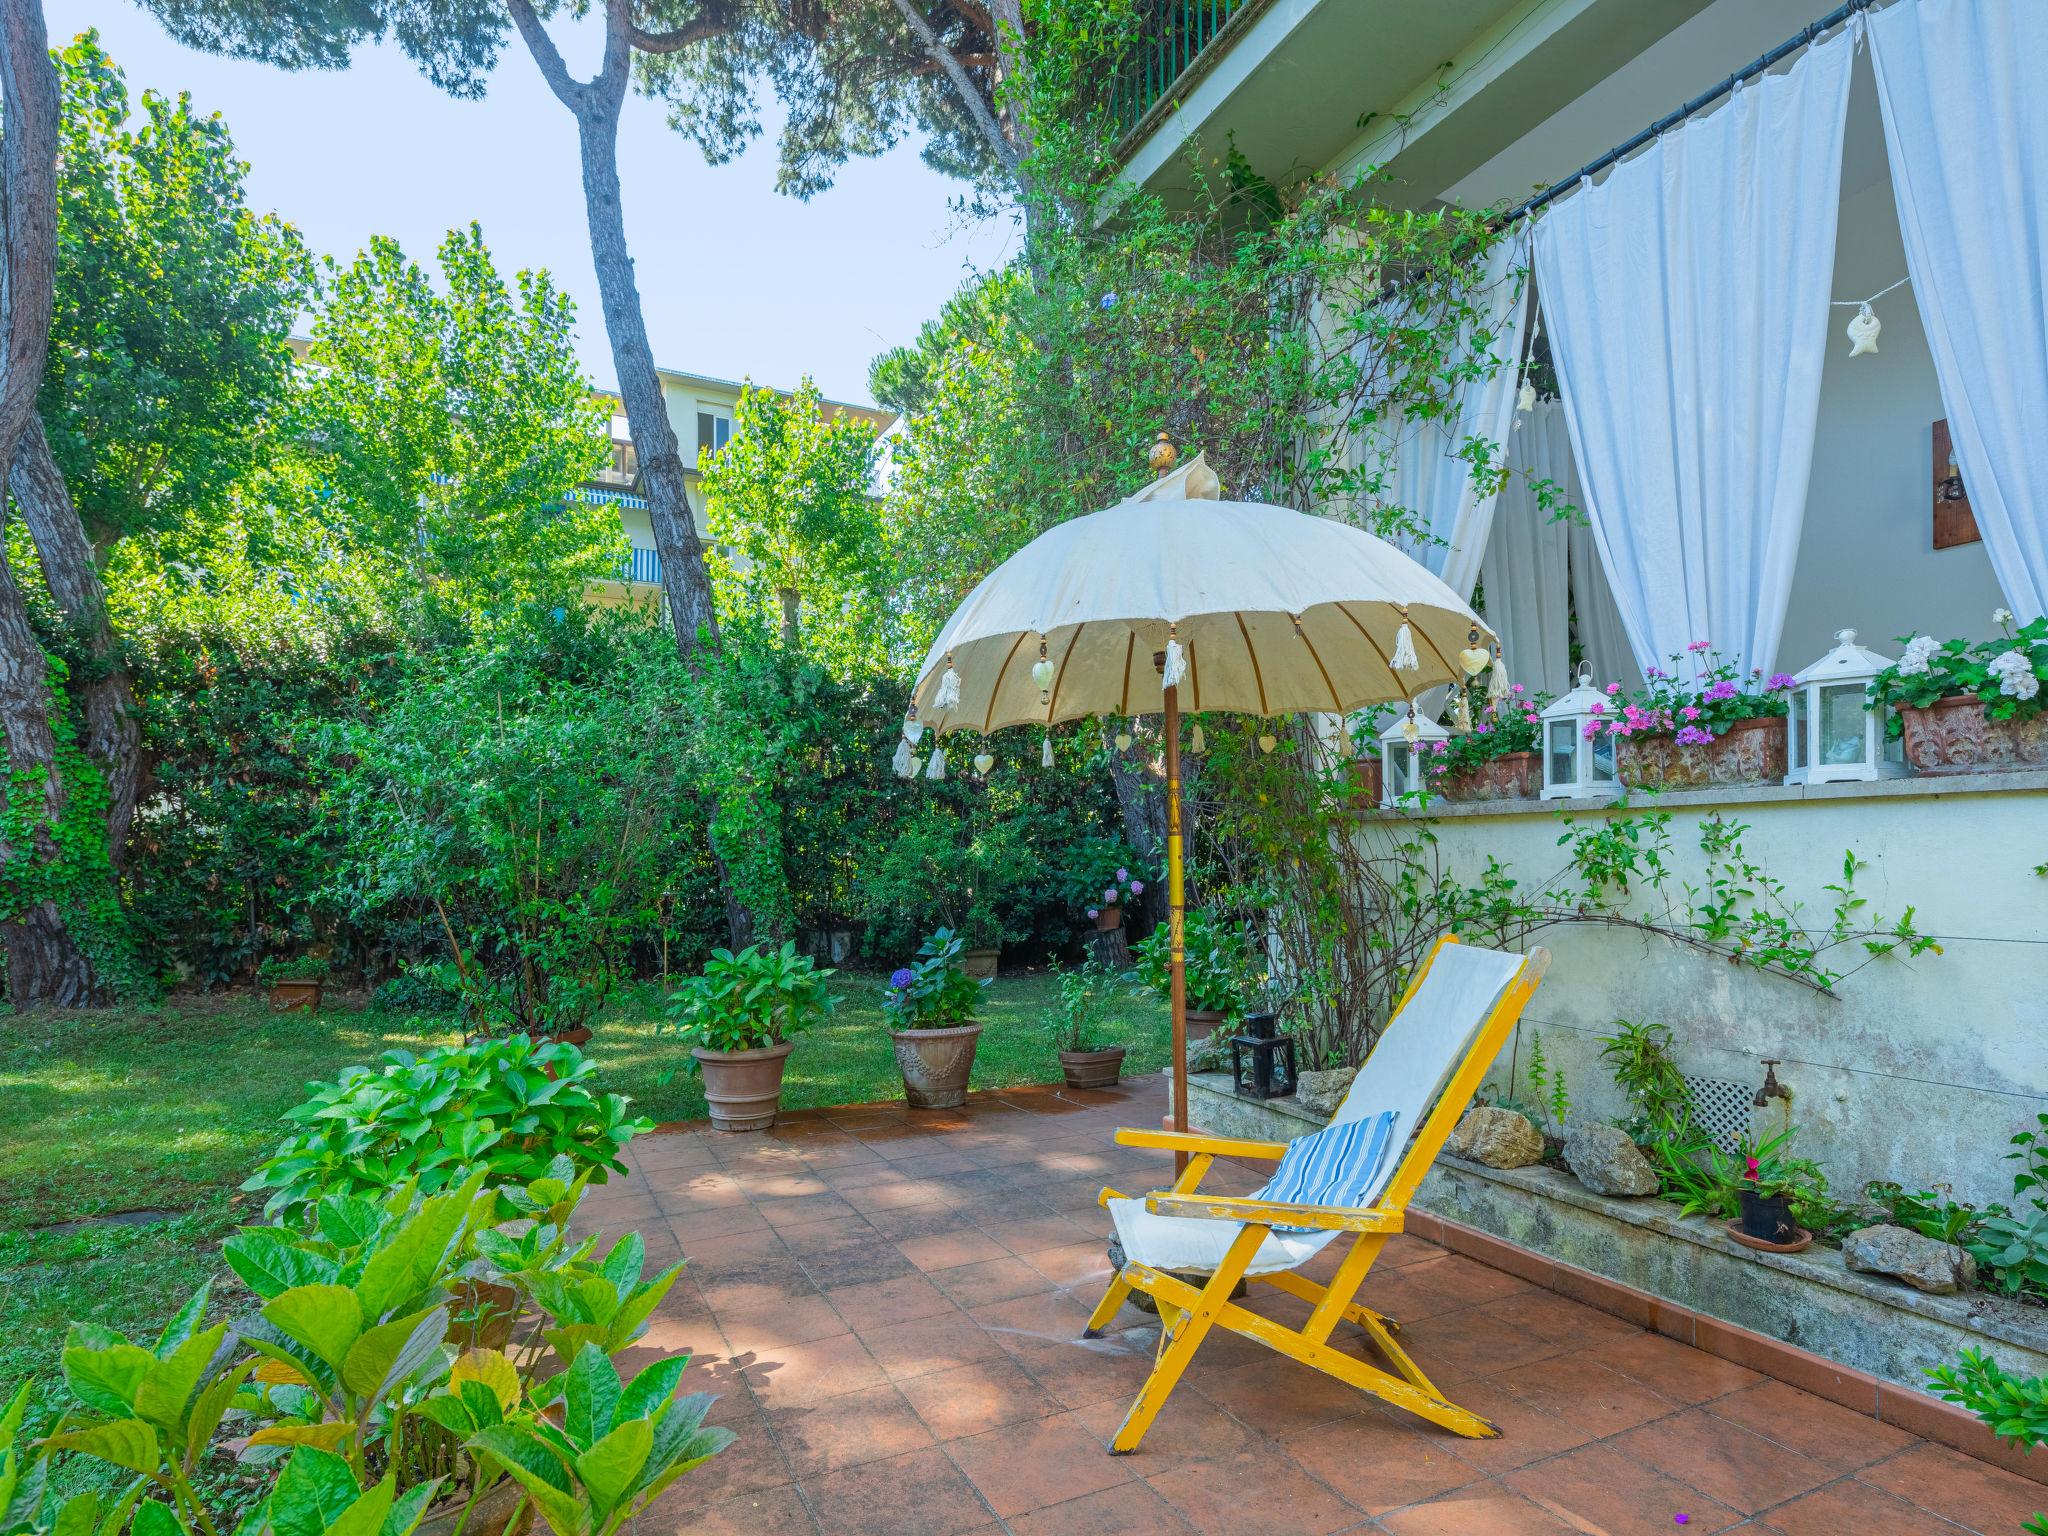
<box><xmin>340</xmin><ymin>1310</ymin><xmax>446</xmax><ymax>1407</ymax></box>
<box><xmin>224</xmin><ymin>1232</ymin><xmax>344</xmax><ymax>1299</ymax></box>
<box><xmin>354</xmin><ymin>1173</ymin><xmax>483</xmax><ymax>1321</ymax></box>
<box><xmin>595</xmin><ymin>1235</ymin><xmax>642</xmax><ymax>1293</ymax></box>
<box><xmin>129</xmin><ymin>1499</ymin><xmax>183</xmax><ymax>1536</ymax></box>
<box><xmin>572</xmin><ymin>1420</ymin><xmax>651</xmax><ymax>1524</ymax></box>
<box><xmin>560</xmin><ymin>1346</ymin><xmax>621</xmax><ymax>1450</ymax></box>
<box><xmin>133</xmin><ymin>1326</ymin><xmax>228</xmax><ymax>1435</ymax></box>
<box><xmin>60</xmin><ymin>1334</ymin><xmax>157</xmax><ymax>1417</ymax></box>
<box><xmin>318</xmin><ymin>1477</ymin><xmax>393</xmax><ymax>1536</ymax></box>
<box><xmin>152</xmin><ymin>1286</ymin><xmax>214</xmax><ymax>1359</ymax></box>
<box><xmin>614</xmin><ymin>1356</ymin><xmax>688</xmax><ymax>1427</ymax></box>
<box><xmin>607</xmin><ymin>1267</ymin><xmax>682</xmax><ymax>1350</ymax></box>
<box><xmin>45</xmin><ymin>1421</ymin><xmax>160</xmax><ymax>1476</ymax></box>
<box><xmin>315</xmin><ymin>1196</ymin><xmax>386</xmax><ymax>1251</ymax></box>
<box><xmin>181</xmin><ymin>1361</ymin><xmax>254</xmax><ymax>1470</ymax></box>
<box><xmin>263</xmin><ymin>1287</ymin><xmax>365</xmax><ymax>1379</ymax></box>
<box><xmin>468</xmin><ymin>1428</ymin><xmax>582</xmax><ymax>1536</ymax></box>
<box><xmin>268</xmin><ymin>1448</ymin><xmax>363</xmax><ymax>1536</ymax></box>
<box><xmin>377</xmin><ymin>1480</ymin><xmax>440</xmax><ymax>1536</ymax></box>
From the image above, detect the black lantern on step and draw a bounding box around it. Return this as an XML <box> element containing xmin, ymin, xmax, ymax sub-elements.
<box><xmin>1229</xmin><ymin>1013</ymin><xmax>1297</xmax><ymax>1101</ymax></box>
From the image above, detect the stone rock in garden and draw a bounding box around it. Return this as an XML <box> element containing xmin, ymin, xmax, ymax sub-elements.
<box><xmin>1843</xmin><ymin>1223</ymin><xmax>1979</xmax><ymax>1295</ymax></box>
<box><xmin>1443</xmin><ymin>1106</ymin><xmax>1544</xmax><ymax>1169</ymax></box>
<box><xmin>1562</xmin><ymin>1121</ymin><xmax>1660</xmax><ymax>1196</ymax></box>
<box><xmin>1188</xmin><ymin>1034</ymin><xmax>1229</xmax><ymax>1074</ymax></box>
<box><xmin>1296</xmin><ymin>1066</ymin><xmax>1360</xmax><ymax>1120</ymax></box>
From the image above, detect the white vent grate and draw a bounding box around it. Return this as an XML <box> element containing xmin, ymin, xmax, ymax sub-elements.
<box><xmin>1681</xmin><ymin>1075</ymin><xmax>1756</xmax><ymax>1153</ymax></box>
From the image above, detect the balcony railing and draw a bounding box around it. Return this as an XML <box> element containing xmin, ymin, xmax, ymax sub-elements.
<box><xmin>1110</xmin><ymin>0</ymin><xmax>1251</xmax><ymax>141</ymax></box>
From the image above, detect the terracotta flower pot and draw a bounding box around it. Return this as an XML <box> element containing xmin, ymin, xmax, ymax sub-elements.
<box><xmin>891</xmin><ymin>1023</ymin><xmax>982</xmax><ymax>1109</ymax></box>
<box><xmin>1058</xmin><ymin>1046</ymin><xmax>1126</xmax><ymax>1090</ymax></box>
<box><xmin>447</xmin><ymin>1280</ymin><xmax>518</xmax><ymax>1351</ymax></box>
<box><xmin>1898</xmin><ymin>695</ymin><xmax>2048</xmax><ymax>775</ymax></box>
<box><xmin>1349</xmin><ymin>757</ymin><xmax>1383</xmax><ymax>805</ymax></box>
<box><xmin>1184</xmin><ymin>1008</ymin><xmax>1226</xmax><ymax>1043</ymax></box>
<box><xmin>1615</xmin><ymin>715</ymin><xmax>1787</xmax><ymax>789</ymax></box>
<box><xmin>1094</xmin><ymin>905</ymin><xmax>1124</xmax><ymax>933</ymax></box>
<box><xmin>267</xmin><ymin>980</ymin><xmax>323</xmax><ymax>1013</ymax></box>
<box><xmin>960</xmin><ymin>947</ymin><xmax>1000</xmax><ymax>980</ymax></box>
<box><xmin>1438</xmin><ymin>750</ymin><xmax>1541</xmax><ymax>802</ymax></box>
<box><xmin>694</xmin><ymin>1041</ymin><xmax>796</xmax><ymax>1132</ymax></box>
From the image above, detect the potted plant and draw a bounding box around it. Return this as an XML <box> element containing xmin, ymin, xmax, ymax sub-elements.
<box><xmin>1043</xmin><ymin>960</ymin><xmax>1126</xmax><ymax>1089</ymax></box>
<box><xmin>1065</xmin><ymin>836</ymin><xmax>1148</xmax><ymax>933</ymax></box>
<box><xmin>1428</xmin><ymin>685</ymin><xmax>1550</xmax><ymax>801</ymax></box>
<box><xmin>1592</xmin><ymin>644</ymin><xmax>1796</xmax><ymax>789</ymax></box>
<box><xmin>258</xmin><ymin>953</ymin><xmax>332</xmax><ymax>1012</ymax></box>
<box><xmin>1736</xmin><ymin>1150</ymin><xmax>1804</xmax><ymax>1247</ymax></box>
<box><xmin>662</xmin><ymin>940</ymin><xmax>834</xmax><ymax>1132</ymax></box>
<box><xmin>882</xmin><ymin>927</ymin><xmax>988</xmax><ymax>1108</ymax></box>
<box><xmin>1870</xmin><ymin>610</ymin><xmax>2048</xmax><ymax>774</ymax></box>
<box><xmin>958</xmin><ymin>902</ymin><xmax>1005</xmax><ymax>980</ymax></box>
<box><xmin>1130</xmin><ymin>907</ymin><xmax>1263</xmax><ymax>1041</ymax></box>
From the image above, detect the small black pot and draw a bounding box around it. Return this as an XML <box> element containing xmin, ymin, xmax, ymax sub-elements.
<box><xmin>1738</xmin><ymin>1188</ymin><xmax>1796</xmax><ymax>1243</ymax></box>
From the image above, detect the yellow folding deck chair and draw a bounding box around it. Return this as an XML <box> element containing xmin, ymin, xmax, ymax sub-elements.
<box><xmin>1083</xmin><ymin>935</ymin><xmax>1549</xmax><ymax>1454</ymax></box>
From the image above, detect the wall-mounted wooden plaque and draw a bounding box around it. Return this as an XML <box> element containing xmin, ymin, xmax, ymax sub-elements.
<box><xmin>1933</xmin><ymin>417</ymin><xmax>1981</xmax><ymax>550</ymax></box>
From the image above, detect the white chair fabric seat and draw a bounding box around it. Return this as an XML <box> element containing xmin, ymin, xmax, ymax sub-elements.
<box><xmin>1108</xmin><ymin>1195</ymin><xmax>1337</xmax><ymax>1276</ymax></box>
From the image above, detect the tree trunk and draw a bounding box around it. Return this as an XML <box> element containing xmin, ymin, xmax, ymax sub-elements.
<box><xmin>10</xmin><ymin>415</ymin><xmax>141</xmax><ymax>861</ymax></box>
<box><xmin>0</xmin><ymin>0</ymin><xmax>104</xmax><ymax>1006</ymax></box>
<box><xmin>777</xmin><ymin>585</ymin><xmax>800</xmax><ymax>650</ymax></box>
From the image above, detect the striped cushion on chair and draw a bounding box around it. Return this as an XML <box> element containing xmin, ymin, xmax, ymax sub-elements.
<box><xmin>1249</xmin><ymin>1110</ymin><xmax>1400</xmax><ymax>1230</ymax></box>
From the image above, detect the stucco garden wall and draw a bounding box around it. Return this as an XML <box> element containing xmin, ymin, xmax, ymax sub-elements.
<box><xmin>1392</xmin><ymin>772</ymin><xmax>2048</xmax><ymax>1208</ymax></box>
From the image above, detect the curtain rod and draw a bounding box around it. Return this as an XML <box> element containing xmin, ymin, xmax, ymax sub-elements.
<box><xmin>1494</xmin><ymin>0</ymin><xmax>1881</xmax><ymax>228</ymax></box>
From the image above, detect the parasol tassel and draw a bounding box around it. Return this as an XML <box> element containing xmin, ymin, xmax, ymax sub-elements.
<box><xmin>1391</xmin><ymin>622</ymin><xmax>1419</xmax><ymax>672</ymax></box>
<box><xmin>1487</xmin><ymin>650</ymin><xmax>1512</xmax><ymax>705</ymax></box>
<box><xmin>1041</xmin><ymin>734</ymin><xmax>1054</xmax><ymax>768</ymax></box>
<box><xmin>926</xmin><ymin>747</ymin><xmax>947</xmax><ymax>780</ymax></box>
<box><xmin>1191</xmin><ymin>722</ymin><xmax>1205</xmax><ymax>754</ymax></box>
<box><xmin>892</xmin><ymin>736</ymin><xmax>915</xmax><ymax>778</ymax></box>
<box><xmin>1162</xmin><ymin>636</ymin><xmax>1188</xmax><ymax>690</ymax></box>
<box><xmin>934</xmin><ymin>664</ymin><xmax>962</xmax><ymax>711</ymax></box>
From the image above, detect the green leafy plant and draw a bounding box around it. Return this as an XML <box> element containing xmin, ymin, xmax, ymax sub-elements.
<box><xmin>1971</xmin><ymin>1210</ymin><xmax>2048</xmax><ymax>1300</ymax></box>
<box><xmin>1522</xmin><ymin>1030</ymin><xmax>1571</xmax><ymax>1137</ymax></box>
<box><xmin>241</xmin><ymin>1037</ymin><xmax>650</xmax><ymax>1219</ymax></box>
<box><xmin>1864</xmin><ymin>1181</ymin><xmax>1991</xmax><ymax>1246</ymax></box>
<box><xmin>2010</xmin><ymin>1114</ymin><xmax>2048</xmax><ymax>1208</ymax></box>
<box><xmin>1129</xmin><ymin>908</ymin><xmax>1264</xmax><ymax>1019</ymax></box>
<box><xmin>1871</xmin><ymin>612</ymin><xmax>2048</xmax><ymax>732</ymax></box>
<box><xmin>1596</xmin><ymin>1020</ymin><xmax>1690</xmax><ymax>1139</ymax></box>
<box><xmin>661</xmin><ymin>940</ymin><xmax>834</xmax><ymax>1060</ymax></box>
<box><xmin>1928</xmin><ymin>1349</ymin><xmax>2048</xmax><ymax>1534</ymax></box>
<box><xmin>1426</xmin><ymin>686</ymin><xmax>1550</xmax><ymax>783</ymax></box>
<box><xmin>1042</xmin><ymin>961</ymin><xmax>1119</xmax><ymax>1054</ymax></box>
<box><xmin>880</xmin><ymin>928</ymin><xmax>986</xmax><ymax>1031</ymax></box>
<box><xmin>257</xmin><ymin>955</ymin><xmax>333</xmax><ymax>987</ymax></box>
<box><xmin>1061</xmin><ymin>836</ymin><xmax>1148</xmax><ymax>921</ymax></box>
<box><xmin>1644</xmin><ymin>1120</ymin><xmax>1852</xmax><ymax>1236</ymax></box>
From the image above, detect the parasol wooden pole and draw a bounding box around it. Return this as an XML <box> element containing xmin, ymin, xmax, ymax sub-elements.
<box><xmin>1164</xmin><ymin>680</ymin><xmax>1189</xmax><ymax>1165</ymax></box>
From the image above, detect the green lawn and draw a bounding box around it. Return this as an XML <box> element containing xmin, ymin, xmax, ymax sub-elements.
<box><xmin>0</xmin><ymin>969</ymin><xmax>1168</xmax><ymax>1406</ymax></box>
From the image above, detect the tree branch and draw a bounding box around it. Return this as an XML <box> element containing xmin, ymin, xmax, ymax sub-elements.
<box><xmin>506</xmin><ymin>0</ymin><xmax>587</xmax><ymax>108</ymax></box>
<box><xmin>887</xmin><ymin>0</ymin><xmax>1019</xmax><ymax>174</ymax></box>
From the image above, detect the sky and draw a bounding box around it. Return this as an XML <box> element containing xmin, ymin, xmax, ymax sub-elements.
<box><xmin>50</xmin><ymin>2</ymin><xmax>1022</xmax><ymax>408</ymax></box>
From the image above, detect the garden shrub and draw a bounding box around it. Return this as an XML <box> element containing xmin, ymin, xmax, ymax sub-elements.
<box><xmin>241</xmin><ymin>1035</ymin><xmax>651</xmax><ymax>1218</ymax></box>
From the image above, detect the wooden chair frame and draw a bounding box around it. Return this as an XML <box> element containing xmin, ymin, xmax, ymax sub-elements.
<box><xmin>1081</xmin><ymin>936</ymin><xmax>1551</xmax><ymax>1454</ymax></box>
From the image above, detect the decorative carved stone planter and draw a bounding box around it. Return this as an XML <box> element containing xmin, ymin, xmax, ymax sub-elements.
<box><xmin>267</xmin><ymin>981</ymin><xmax>323</xmax><ymax>1013</ymax></box>
<box><xmin>694</xmin><ymin>1041</ymin><xmax>796</xmax><ymax>1132</ymax></box>
<box><xmin>1615</xmin><ymin>716</ymin><xmax>1787</xmax><ymax>789</ymax></box>
<box><xmin>1898</xmin><ymin>696</ymin><xmax>2048</xmax><ymax>775</ymax></box>
<box><xmin>1438</xmin><ymin>751</ymin><xmax>1541</xmax><ymax>802</ymax></box>
<box><xmin>891</xmin><ymin>1023</ymin><xmax>982</xmax><ymax>1108</ymax></box>
<box><xmin>960</xmin><ymin>947</ymin><xmax>1000</xmax><ymax>980</ymax></box>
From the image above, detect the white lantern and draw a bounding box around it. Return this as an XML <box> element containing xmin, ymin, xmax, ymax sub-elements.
<box><xmin>1377</xmin><ymin>707</ymin><xmax>1451</xmax><ymax>808</ymax></box>
<box><xmin>1539</xmin><ymin>668</ymin><xmax>1622</xmax><ymax>800</ymax></box>
<box><xmin>1786</xmin><ymin>628</ymin><xmax>1907</xmax><ymax>785</ymax></box>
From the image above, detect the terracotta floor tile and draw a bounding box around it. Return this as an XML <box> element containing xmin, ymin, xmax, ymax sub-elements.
<box><xmin>658</xmin><ymin>1407</ymin><xmax>794</xmax><ymax>1501</ymax></box>
<box><xmin>760</xmin><ymin>1192</ymin><xmax>863</xmax><ymax>1230</ymax></box>
<box><xmin>1705</xmin><ymin>1380</ymin><xmax>1917</xmax><ymax>1473</ymax></box>
<box><xmin>711</xmin><ymin>1290</ymin><xmax>851</xmax><ymax>1354</ymax></box>
<box><xmin>646</xmin><ymin>1169</ymin><xmax>751</xmax><ymax>1212</ymax></box>
<box><xmin>1476</xmin><ymin>1287</ymin><xmax>1642</xmax><ymax>1350</ymax></box>
<box><xmin>965</xmin><ymin>1287</ymin><xmax>1095</xmax><ymax>1342</ymax></box>
<box><xmin>896</xmin><ymin>1229</ymin><xmax>1009</xmax><ymax>1273</ymax></box>
<box><xmin>1751</xmin><ymin>1476</ymin><xmax>1974</xmax><ymax>1535</ymax></box>
<box><xmin>793</xmin><ymin>1236</ymin><xmax>919</xmax><ymax>1291</ymax></box>
<box><xmin>678</xmin><ymin>1227</ymin><xmax>794</xmax><ymax>1280</ymax></box>
<box><xmin>816</xmin><ymin>1159</ymin><xmax>906</xmax><ymax>1190</ymax></box>
<box><xmin>1399</xmin><ymin>1380</ymin><xmax>1594</xmax><ymax>1474</ymax></box>
<box><xmin>898</xmin><ymin>1356</ymin><xmax>1063</xmax><ymax>1440</ymax></box>
<box><xmin>637</xmin><ymin>1479</ymin><xmax>819</xmax><ymax>1535</ymax></box>
<box><xmin>665</xmin><ymin>1204</ymin><xmax>771</xmax><ymax>1244</ymax></box>
<box><xmin>998</xmin><ymin>1333</ymin><xmax>1158</xmax><ymax>1411</ymax></box>
<box><xmin>632</xmin><ymin>1133</ymin><xmax>719</xmax><ymax>1171</ymax></box>
<box><xmin>859</xmin><ymin>1308</ymin><xmax>1008</xmax><ymax>1382</ymax></box>
<box><xmin>930</xmin><ymin>1255</ymin><xmax>1060</xmax><ymax>1309</ymax></box>
<box><xmin>802</xmin><ymin>1445</ymin><xmax>997</xmax><ymax>1536</ymax></box>
<box><xmin>1617</xmin><ymin>1405</ymin><xmax>1836</xmax><ymax>1515</ymax></box>
<box><xmin>944</xmin><ymin>1414</ymin><xmax>1135</xmax><ymax>1517</ymax></box>
<box><xmin>866</xmin><ymin>1205</ymin><xmax>979</xmax><ymax>1242</ymax></box>
<box><xmin>1023</xmin><ymin>1240</ymin><xmax>1113</xmax><ymax>1290</ymax></box>
<box><xmin>1067</xmin><ymin>1387</ymin><xmax>1262</xmax><ymax>1474</ymax></box>
<box><xmin>1377</xmin><ymin>1302</ymin><xmax>1571</xmax><ymax>1385</ymax></box>
<box><xmin>1190</xmin><ymin>1355</ymin><xmax>1373</xmax><ymax>1435</ymax></box>
<box><xmin>1859</xmin><ymin>1442</ymin><xmax>2048</xmax><ymax>1532</ymax></box>
<box><xmin>978</xmin><ymin>1214</ymin><xmax>1101</xmax><ymax>1256</ymax></box>
<box><xmin>1004</xmin><ymin>1481</ymin><xmax>1194</xmax><ymax>1535</ymax></box>
<box><xmin>692</xmin><ymin>1263</ymin><xmax>817</xmax><ymax>1317</ymax></box>
<box><xmin>1488</xmin><ymin>1355</ymin><xmax>1685</xmax><ymax>1438</ymax></box>
<box><xmin>1145</xmin><ymin>1447</ymin><xmax>1363</xmax><ymax>1535</ymax></box>
<box><xmin>1374</xmin><ymin>1483</ymin><xmax>1580</xmax><ymax>1535</ymax></box>
<box><xmin>842</xmin><ymin>1180</ymin><xmax>943</xmax><ymax>1213</ymax></box>
<box><xmin>1283</xmin><ymin>1411</ymin><xmax>1480</xmax><ymax>1515</ymax></box>
<box><xmin>730</xmin><ymin>1167</ymin><xmax>832</xmax><ymax>1201</ymax></box>
<box><xmin>767</xmin><ymin>1382</ymin><xmax>937</xmax><ymax>1476</ymax></box>
<box><xmin>739</xmin><ymin>1333</ymin><xmax>888</xmax><ymax>1408</ymax></box>
<box><xmin>1585</xmin><ymin>1327</ymin><xmax>1765</xmax><ymax>1405</ymax></box>
<box><xmin>1504</xmin><ymin>1441</ymin><xmax>1744</xmax><ymax>1534</ymax></box>
<box><xmin>826</xmin><ymin>1273</ymin><xmax>955</xmax><ymax>1331</ymax></box>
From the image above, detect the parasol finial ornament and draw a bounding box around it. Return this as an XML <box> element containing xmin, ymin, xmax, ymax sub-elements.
<box><xmin>1148</xmin><ymin>432</ymin><xmax>1179</xmax><ymax>477</ymax></box>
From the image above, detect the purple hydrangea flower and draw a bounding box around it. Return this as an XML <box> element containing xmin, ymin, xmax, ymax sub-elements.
<box><xmin>1130</xmin><ymin>881</ymin><xmax>1144</xmax><ymax>895</ymax></box>
<box><xmin>1765</xmin><ymin>672</ymin><xmax>1797</xmax><ymax>691</ymax></box>
<box><xmin>1086</xmin><ymin>908</ymin><xmax>1100</xmax><ymax>920</ymax></box>
<box><xmin>889</xmin><ymin>968</ymin><xmax>915</xmax><ymax>989</ymax></box>
<box><xmin>1116</xmin><ymin>867</ymin><xmax>1129</xmax><ymax>882</ymax></box>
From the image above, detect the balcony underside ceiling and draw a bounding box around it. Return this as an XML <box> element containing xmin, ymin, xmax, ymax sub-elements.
<box><xmin>1122</xmin><ymin>0</ymin><xmax>1717</xmax><ymax>210</ymax></box>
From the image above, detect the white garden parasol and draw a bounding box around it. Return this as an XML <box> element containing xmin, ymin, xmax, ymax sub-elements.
<box><xmin>901</xmin><ymin>440</ymin><xmax>1497</xmax><ymax>1140</ymax></box>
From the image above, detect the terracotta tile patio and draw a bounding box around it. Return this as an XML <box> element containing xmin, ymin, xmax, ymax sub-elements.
<box><xmin>589</xmin><ymin>1076</ymin><xmax>2042</xmax><ymax>1536</ymax></box>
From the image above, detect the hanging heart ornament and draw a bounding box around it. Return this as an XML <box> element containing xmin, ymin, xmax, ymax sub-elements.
<box><xmin>1114</xmin><ymin>730</ymin><xmax>1133</xmax><ymax>751</ymax></box>
<box><xmin>1257</xmin><ymin>733</ymin><xmax>1278</xmax><ymax>754</ymax></box>
<box><xmin>973</xmin><ymin>752</ymin><xmax>995</xmax><ymax>775</ymax></box>
<box><xmin>1458</xmin><ymin>646</ymin><xmax>1491</xmax><ymax>677</ymax></box>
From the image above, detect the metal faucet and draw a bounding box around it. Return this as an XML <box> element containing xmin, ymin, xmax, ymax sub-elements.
<box><xmin>1754</xmin><ymin>1060</ymin><xmax>1790</xmax><ymax>1109</ymax></box>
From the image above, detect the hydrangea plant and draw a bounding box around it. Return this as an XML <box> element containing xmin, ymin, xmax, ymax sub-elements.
<box><xmin>1869</xmin><ymin>610</ymin><xmax>2047</xmax><ymax>733</ymax></box>
<box><xmin>881</xmin><ymin>928</ymin><xmax>987</xmax><ymax>1030</ymax></box>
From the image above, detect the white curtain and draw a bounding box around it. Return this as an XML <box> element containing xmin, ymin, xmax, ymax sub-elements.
<box><xmin>1570</xmin><ymin>521</ymin><xmax>1642</xmax><ymax>693</ymax></box>
<box><xmin>1533</xmin><ymin>25</ymin><xmax>1858</xmax><ymax>680</ymax></box>
<box><xmin>1869</xmin><ymin>0</ymin><xmax>2048</xmax><ymax>621</ymax></box>
<box><xmin>1479</xmin><ymin>401</ymin><xmax>1574</xmax><ymax>695</ymax></box>
<box><xmin>1375</xmin><ymin>231</ymin><xmax>1534</xmax><ymax>601</ymax></box>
